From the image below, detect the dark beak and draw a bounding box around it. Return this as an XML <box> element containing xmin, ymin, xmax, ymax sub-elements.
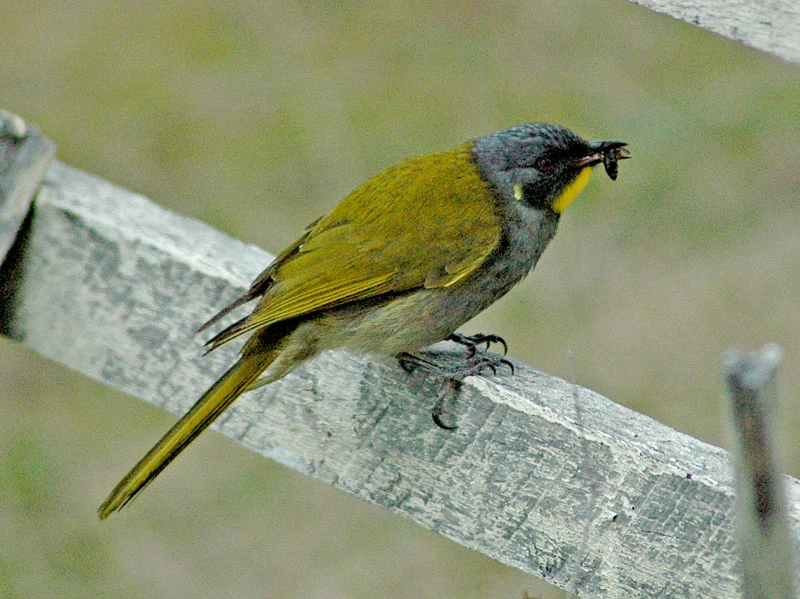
<box><xmin>578</xmin><ymin>140</ymin><xmax>630</xmax><ymax>180</ymax></box>
<box><xmin>590</xmin><ymin>140</ymin><xmax>628</xmax><ymax>153</ymax></box>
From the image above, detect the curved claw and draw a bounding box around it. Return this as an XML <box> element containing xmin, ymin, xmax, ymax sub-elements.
<box><xmin>449</xmin><ymin>332</ymin><xmax>509</xmax><ymax>356</ymax></box>
<box><xmin>432</xmin><ymin>393</ymin><xmax>458</xmax><ymax>430</ymax></box>
<box><xmin>432</xmin><ymin>411</ymin><xmax>458</xmax><ymax>430</ymax></box>
<box><xmin>476</xmin><ymin>334</ymin><xmax>508</xmax><ymax>356</ymax></box>
<box><xmin>397</xmin><ymin>351</ymin><xmax>442</xmax><ymax>374</ymax></box>
<box><xmin>396</xmin><ymin>352</ymin><xmax>417</xmax><ymax>373</ymax></box>
<box><xmin>500</xmin><ymin>358</ymin><xmax>515</xmax><ymax>375</ymax></box>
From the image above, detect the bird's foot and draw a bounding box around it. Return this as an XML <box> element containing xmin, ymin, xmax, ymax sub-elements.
<box><xmin>397</xmin><ymin>333</ymin><xmax>515</xmax><ymax>429</ymax></box>
<box><xmin>397</xmin><ymin>346</ymin><xmax>514</xmax><ymax>379</ymax></box>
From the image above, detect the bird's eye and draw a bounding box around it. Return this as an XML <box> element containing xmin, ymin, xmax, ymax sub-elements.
<box><xmin>536</xmin><ymin>155</ymin><xmax>554</xmax><ymax>172</ymax></box>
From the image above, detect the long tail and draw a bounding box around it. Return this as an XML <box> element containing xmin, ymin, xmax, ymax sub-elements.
<box><xmin>98</xmin><ymin>351</ymin><xmax>273</xmax><ymax>519</ymax></box>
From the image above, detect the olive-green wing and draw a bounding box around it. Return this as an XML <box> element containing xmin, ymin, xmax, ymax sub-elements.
<box><xmin>207</xmin><ymin>143</ymin><xmax>501</xmax><ymax>349</ymax></box>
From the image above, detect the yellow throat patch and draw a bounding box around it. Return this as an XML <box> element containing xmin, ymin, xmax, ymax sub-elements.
<box><xmin>552</xmin><ymin>167</ymin><xmax>592</xmax><ymax>213</ymax></box>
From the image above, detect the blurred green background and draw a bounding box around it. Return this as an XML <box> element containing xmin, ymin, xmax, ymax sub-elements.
<box><xmin>2</xmin><ymin>2</ymin><xmax>799</xmax><ymax>598</ymax></box>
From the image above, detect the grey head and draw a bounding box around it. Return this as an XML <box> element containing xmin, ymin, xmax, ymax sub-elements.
<box><xmin>471</xmin><ymin>122</ymin><xmax>628</xmax><ymax>212</ymax></box>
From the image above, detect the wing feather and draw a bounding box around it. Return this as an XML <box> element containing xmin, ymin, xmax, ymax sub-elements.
<box><xmin>205</xmin><ymin>142</ymin><xmax>501</xmax><ymax>350</ymax></box>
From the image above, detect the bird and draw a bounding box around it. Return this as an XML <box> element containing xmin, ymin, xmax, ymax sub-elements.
<box><xmin>98</xmin><ymin>122</ymin><xmax>629</xmax><ymax>518</ymax></box>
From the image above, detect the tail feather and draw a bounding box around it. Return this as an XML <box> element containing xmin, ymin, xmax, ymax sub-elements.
<box><xmin>98</xmin><ymin>353</ymin><xmax>271</xmax><ymax>519</ymax></box>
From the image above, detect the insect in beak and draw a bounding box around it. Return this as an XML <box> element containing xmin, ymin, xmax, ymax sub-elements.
<box><xmin>602</xmin><ymin>145</ymin><xmax>631</xmax><ymax>181</ymax></box>
<box><xmin>579</xmin><ymin>141</ymin><xmax>630</xmax><ymax>180</ymax></box>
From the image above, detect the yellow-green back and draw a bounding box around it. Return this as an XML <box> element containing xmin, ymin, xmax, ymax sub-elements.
<box><xmin>212</xmin><ymin>142</ymin><xmax>503</xmax><ymax>347</ymax></box>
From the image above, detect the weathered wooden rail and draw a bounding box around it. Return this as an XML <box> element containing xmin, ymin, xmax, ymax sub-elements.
<box><xmin>1</xmin><ymin>114</ymin><xmax>799</xmax><ymax>598</ymax></box>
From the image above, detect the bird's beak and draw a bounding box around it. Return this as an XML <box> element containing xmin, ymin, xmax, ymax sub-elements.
<box><xmin>578</xmin><ymin>141</ymin><xmax>630</xmax><ymax>180</ymax></box>
<box><xmin>578</xmin><ymin>141</ymin><xmax>629</xmax><ymax>167</ymax></box>
<box><xmin>590</xmin><ymin>140</ymin><xmax>629</xmax><ymax>153</ymax></box>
